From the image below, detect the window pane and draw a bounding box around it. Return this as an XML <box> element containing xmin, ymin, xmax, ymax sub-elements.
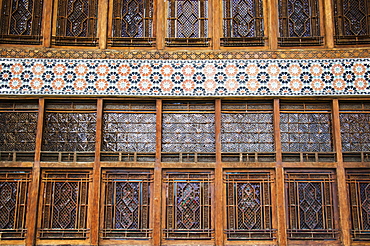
<box><xmin>0</xmin><ymin>0</ymin><xmax>43</xmax><ymax>44</ymax></box>
<box><xmin>278</xmin><ymin>0</ymin><xmax>322</xmax><ymax>46</ymax></box>
<box><xmin>221</xmin><ymin>0</ymin><xmax>264</xmax><ymax>46</ymax></box>
<box><xmin>166</xmin><ymin>0</ymin><xmax>210</xmax><ymax>46</ymax></box>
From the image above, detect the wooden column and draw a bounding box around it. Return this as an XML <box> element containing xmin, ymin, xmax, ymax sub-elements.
<box><xmin>156</xmin><ymin>0</ymin><xmax>165</xmax><ymax>49</ymax></box>
<box><xmin>214</xmin><ymin>99</ymin><xmax>223</xmax><ymax>245</ymax></box>
<box><xmin>25</xmin><ymin>98</ymin><xmax>44</xmax><ymax>246</ymax></box>
<box><xmin>90</xmin><ymin>98</ymin><xmax>103</xmax><ymax>245</ymax></box>
<box><xmin>212</xmin><ymin>0</ymin><xmax>221</xmax><ymax>50</ymax></box>
<box><xmin>98</xmin><ymin>0</ymin><xmax>109</xmax><ymax>49</ymax></box>
<box><xmin>323</xmin><ymin>0</ymin><xmax>334</xmax><ymax>48</ymax></box>
<box><xmin>153</xmin><ymin>99</ymin><xmax>163</xmax><ymax>245</ymax></box>
<box><xmin>268</xmin><ymin>0</ymin><xmax>278</xmax><ymax>50</ymax></box>
<box><xmin>332</xmin><ymin>99</ymin><xmax>351</xmax><ymax>245</ymax></box>
<box><xmin>42</xmin><ymin>0</ymin><xmax>54</xmax><ymax>47</ymax></box>
<box><xmin>274</xmin><ymin>98</ymin><xmax>287</xmax><ymax>246</ymax></box>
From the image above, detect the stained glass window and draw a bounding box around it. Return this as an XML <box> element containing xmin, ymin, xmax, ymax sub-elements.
<box><xmin>53</xmin><ymin>0</ymin><xmax>98</xmax><ymax>46</ymax></box>
<box><xmin>41</xmin><ymin>101</ymin><xmax>96</xmax><ymax>162</ymax></box>
<box><xmin>109</xmin><ymin>0</ymin><xmax>154</xmax><ymax>47</ymax></box>
<box><xmin>166</xmin><ymin>0</ymin><xmax>210</xmax><ymax>46</ymax></box>
<box><xmin>280</xmin><ymin>102</ymin><xmax>333</xmax><ymax>153</ymax></box>
<box><xmin>221</xmin><ymin>0</ymin><xmax>264</xmax><ymax>46</ymax></box>
<box><xmin>347</xmin><ymin>170</ymin><xmax>370</xmax><ymax>240</ymax></box>
<box><xmin>0</xmin><ymin>0</ymin><xmax>43</xmax><ymax>44</ymax></box>
<box><xmin>163</xmin><ymin>171</ymin><xmax>214</xmax><ymax>239</ymax></box>
<box><xmin>334</xmin><ymin>0</ymin><xmax>370</xmax><ymax>44</ymax></box>
<box><xmin>101</xmin><ymin>170</ymin><xmax>152</xmax><ymax>239</ymax></box>
<box><xmin>285</xmin><ymin>170</ymin><xmax>339</xmax><ymax>239</ymax></box>
<box><xmin>224</xmin><ymin>171</ymin><xmax>275</xmax><ymax>240</ymax></box>
<box><xmin>0</xmin><ymin>170</ymin><xmax>30</xmax><ymax>240</ymax></box>
<box><xmin>38</xmin><ymin>170</ymin><xmax>91</xmax><ymax>239</ymax></box>
<box><xmin>278</xmin><ymin>0</ymin><xmax>323</xmax><ymax>46</ymax></box>
<box><xmin>101</xmin><ymin>101</ymin><xmax>156</xmax><ymax>162</ymax></box>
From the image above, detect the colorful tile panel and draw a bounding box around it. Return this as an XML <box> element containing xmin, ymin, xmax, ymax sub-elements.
<box><xmin>0</xmin><ymin>58</ymin><xmax>370</xmax><ymax>96</ymax></box>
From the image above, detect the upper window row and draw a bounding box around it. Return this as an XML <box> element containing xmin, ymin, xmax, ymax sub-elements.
<box><xmin>0</xmin><ymin>0</ymin><xmax>369</xmax><ymax>47</ymax></box>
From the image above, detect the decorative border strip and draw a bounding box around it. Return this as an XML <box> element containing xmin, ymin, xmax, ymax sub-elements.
<box><xmin>0</xmin><ymin>58</ymin><xmax>370</xmax><ymax>96</ymax></box>
<box><xmin>1</xmin><ymin>47</ymin><xmax>370</xmax><ymax>60</ymax></box>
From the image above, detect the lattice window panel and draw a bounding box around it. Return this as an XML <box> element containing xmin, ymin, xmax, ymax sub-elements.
<box><xmin>101</xmin><ymin>170</ymin><xmax>153</xmax><ymax>239</ymax></box>
<box><xmin>163</xmin><ymin>171</ymin><xmax>214</xmax><ymax>239</ymax></box>
<box><xmin>109</xmin><ymin>0</ymin><xmax>155</xmax><ymax>47</ymax></box>
<box><xmin>0</xmin><ymin>0</ymin><xmax>43</xmax><ymax>44</ymax></box>
<box><xmin>53</xmin><ymin>0</ymin><xmax>98</xmax><ymax>46</ymax></box>
<box><xmin>340</xmin><ymin>102</ymin><xmax>370</xmax><ymax>152</ymax></box>
<box><xmin>0</xmin><ymin>101</ymin><xmax>38</xmax><ymax>156</ymax></box>
<box><xmin>285</xmin><ymin>170</ymin><xmax>339</xmax><ymax>240</ymax></box>
<box><xmin>280</xmin><ymin>102</ymin><xmax>333</xmax><ymax>152</ymax></box>
<box><xmin>42</xmin><ymin>101</ymin><xmax>96</xmax><ymax>153</ymax></box>
<box><xmin>221</xmin><ymin>101</ymin><xmax>274</xmax><ymax>153</ymax></box>
<box><xmin>166</xmin><ymin>0</ymin><xmax>210</xmax><ymax>46</ymax></box>
<box><xmin>162</xmin><ymin>101</ymin><xmax>215</xmax><ymax>153</ymax></box>
<box><xmin>38</xmin><ymin>170</ymin><xmax>91</xmax><ymax>239</ymax></box>
<box><xmin>278</xmin><ymin>0</ymin><xmax>323</xmax><ymax>46</ymax></box>
<box><xmin>102</xmin><ymin>101</ymin><xmax>156</xmax><ymax>153</ymax></box>
<box><xmin>334</xmin><ymin>0</ymin><xmax>370</xmax><ymax>44</ymax></box>
<box><xmin>347</xmin><ymin>170</ymin><xmax>370</xmax><ymax>240</ymax></box>
<box><xmin>0</xmin><ymin>170</ymin><xmax>30</xmax><ymax>240</ymax></box>
<box><xmin>224</xmin><ymin>171</ymin><xmax>275</xmax><ymax>240</ymax></box>
<box><xmin>221</xmin><ymin>0</ymin><xmax>264</xmax><ymax>46</ymax></box>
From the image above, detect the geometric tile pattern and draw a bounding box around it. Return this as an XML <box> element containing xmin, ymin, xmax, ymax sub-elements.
<box><xmin>0</xmin><ymin>58</ymin><xmax>369</xmax><ymax>96</ymax></box>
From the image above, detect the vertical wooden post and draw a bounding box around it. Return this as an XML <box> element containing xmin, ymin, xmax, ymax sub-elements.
<box><xmin>212</xmin><ymin>0</ymin><xmax>221</xmax><ymax>50</ymax></box>
<box><xmin>332</xmin><ymin>99</ymin><xmax>351</xmax><ymax>245</ymax></box>
<box><xmin>153</xmin><ymin>99</ymin><xmax>163</xmax><ymax>245</ymax></box>
<box><xmin>214</xmin><ymin>99</ymin><xmax>223</xmax><ymax>245</ymax></box>
<box><xmin>156</xmin><ymin>0</ymin><xmax>165</xmax><ymax>49</ymax></box>
<box><xmin>323</xmin><ymin>0</ymin><xmax>335</xmax><ymax>48</ymax></box>
<box><xmin>25</xmin><ymin>98</ymin><xmax>44</xmax><ymax>246</ymax></box>
<box><xmin>98</xmin><ymin>0</ymin><xmax>109</xmax><ymax>49</ymax></box>
<box><xmin>42</xmin><ymin>0</ymin><xmax>53</xmax><ymax>47</ymax></box>
<box><xmin>268</xmin><ymin>0</ymin><xmax>278</xmax><ymax>49</ymax></box>
<box><xmin>90</xmin><ymin>98</ymin><xmax>103</xmax><ymax>245</ymax></box>
<box><xmin>273</xmin><ymin>98</ymin><xmax>287</xmax><ymax>246</ymax></box>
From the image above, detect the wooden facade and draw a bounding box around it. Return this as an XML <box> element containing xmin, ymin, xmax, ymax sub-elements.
<box><xmin>0</xmin><ymin>0</ymin><xmax>370</xmax><ymax>245</ymax></box>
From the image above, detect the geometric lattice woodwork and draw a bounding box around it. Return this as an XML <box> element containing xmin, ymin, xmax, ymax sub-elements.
<box><xmin>334</xmin><ymin>0</ymin><xmax>370</xmax><ymax>45</ymax></box>
<box><xmin>347</xmin><ymin>170</ymin><xmax>370</xmax><ymax>240</ymax></box>
<box><xmin>38</xmin><ymin>170</ymin><xmax>92</xmax><ymax>239</ymax></box>
<box><xmin>53</xmin><ymin>0</ymin><xmax>98</xmax><ymax>46</ymax></box>
<box><xmin>221</xmin><ymin>0</ymin><xmax>264</xmax><ymax>46</ymax></box>
<box><xmin>285</xmin><ymin>170</ymin><xmax>339</xmax><ymax>239</ymax></box>
<box><xmin>101</xmin><ymin>170</ymin><xmax>153</xmax><ymax>239</ymax></box>
<box><xmin>42</xmin><ymin>101</ymin><xmax>96</xmax><ymax>154</ymax></box>
<box><xmin>280</xmin><ymin>102</ymin><xmax>333</xmax><ymax>152</ymax></box>
<box><xmin>340</xmin><ymin>102</ymin><xmax>370</xmax><ymax>152</ymax></box>
<box><xmin>221</xmin><ymin>101</ymin><xmax>274</xmax><ymax>153</ymax></box>
<box><xmin>0</xmin><ymin>0</ymin><xmax>43</xmax><ymax>44</ymax></box>
<box><xmin>224</xmin><ymin>171</ymin><xmax>275</xmax><ymax>239</ymax></box>
<box><xmin>162</xmin><ymin>101</ymin><xmax>215</xmax><ymax>154</ymax></box>
<box><xmin>109</xmin><ymin>0</ymin><xmax>154</xmax><ymax>46</ymax></box>
<box><xmin>278</xmin><ymin>0</ymin><xmax>323</xmax><ymax>46</ymax></box>
<box><xmin>166</xmin><ymin>0</ymin><xmax>210</xmax><ymax>46</ymax></box>
<box><xmin>102</xmin><ymin>101</ymin><xmax>156</xmax><ymax>154</ymax></box>
<box><xmin>0</xmin><ymin>101</ymin><xmax>38</xmax><ymax>159</ymax></box>
<box><xmin>163</xmin><ymin>171</ymin><xmax>214</xmax><ymax>239</ymax></box>
<box><xmin>0</xmin><ymin>170</ymin><xmax>30</xmax><ymax>239</ymax></box>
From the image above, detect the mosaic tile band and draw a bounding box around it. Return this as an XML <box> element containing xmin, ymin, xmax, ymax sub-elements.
<box><xmin>0</xmin><ymin>58</ymin><xmax>370</xmax><ymax>96</ymax></box>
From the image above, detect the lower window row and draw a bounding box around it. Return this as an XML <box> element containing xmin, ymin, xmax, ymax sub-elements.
<box><xmin>0</xmin><ymin>169</ymin><xmax>369</xmax><ymax>241</ymax></box>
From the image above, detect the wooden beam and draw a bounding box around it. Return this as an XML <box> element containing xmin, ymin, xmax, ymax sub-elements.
<box><xmin>25</xmin><ymin>98</ymin><xmax>44</xmax><ymax>246</ymax></box>
<box><xmin>156</xmin><ymin>0</ymin><xmax>165</xmax><ymax>49</ymax></box>
<box><xmin>42</xmin><ymin>0</ymin><xmax>53</xmax><ymax>47</ymax></box>
<box><xmin>332</xmin><ymin>99</ymin><xmax>351</xmax><ymax>245</ymax></box>
<box><xmin>274</xmin><ymin>98</ymin><xmax>287</xmax><ymax>246</ymax></box>
<box><xmin>153</xmin><ymin>99</ymin><xmax>163</xmax><ymax>245</ymax></box>
<box><xmin>323</xmin><ymin>0</ymin><xmax>334</xmax><ymax>48</ymax></box>
<box><xmin>212</xmin><ymin>0</ymin><xmax>221</xmax><ymax>50</ymax></box>
<box><xmin>268</xmin><ymin>0</ymin><xmax>278</xmax><ymax>49</ymax></box>
<box><xmin>98</xmin><ymin>0</ymin><xmax>108</xmax><ymax>49</ymax></box>
<box><xmin>90</xmin><ymin>98</ymin><xmax>103</xmax><ymax>245</ymax></box>
<box><xmin>214</xmin><ymin>99</ymin><xmax>223</xmax><ymax>245</ymax></box>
